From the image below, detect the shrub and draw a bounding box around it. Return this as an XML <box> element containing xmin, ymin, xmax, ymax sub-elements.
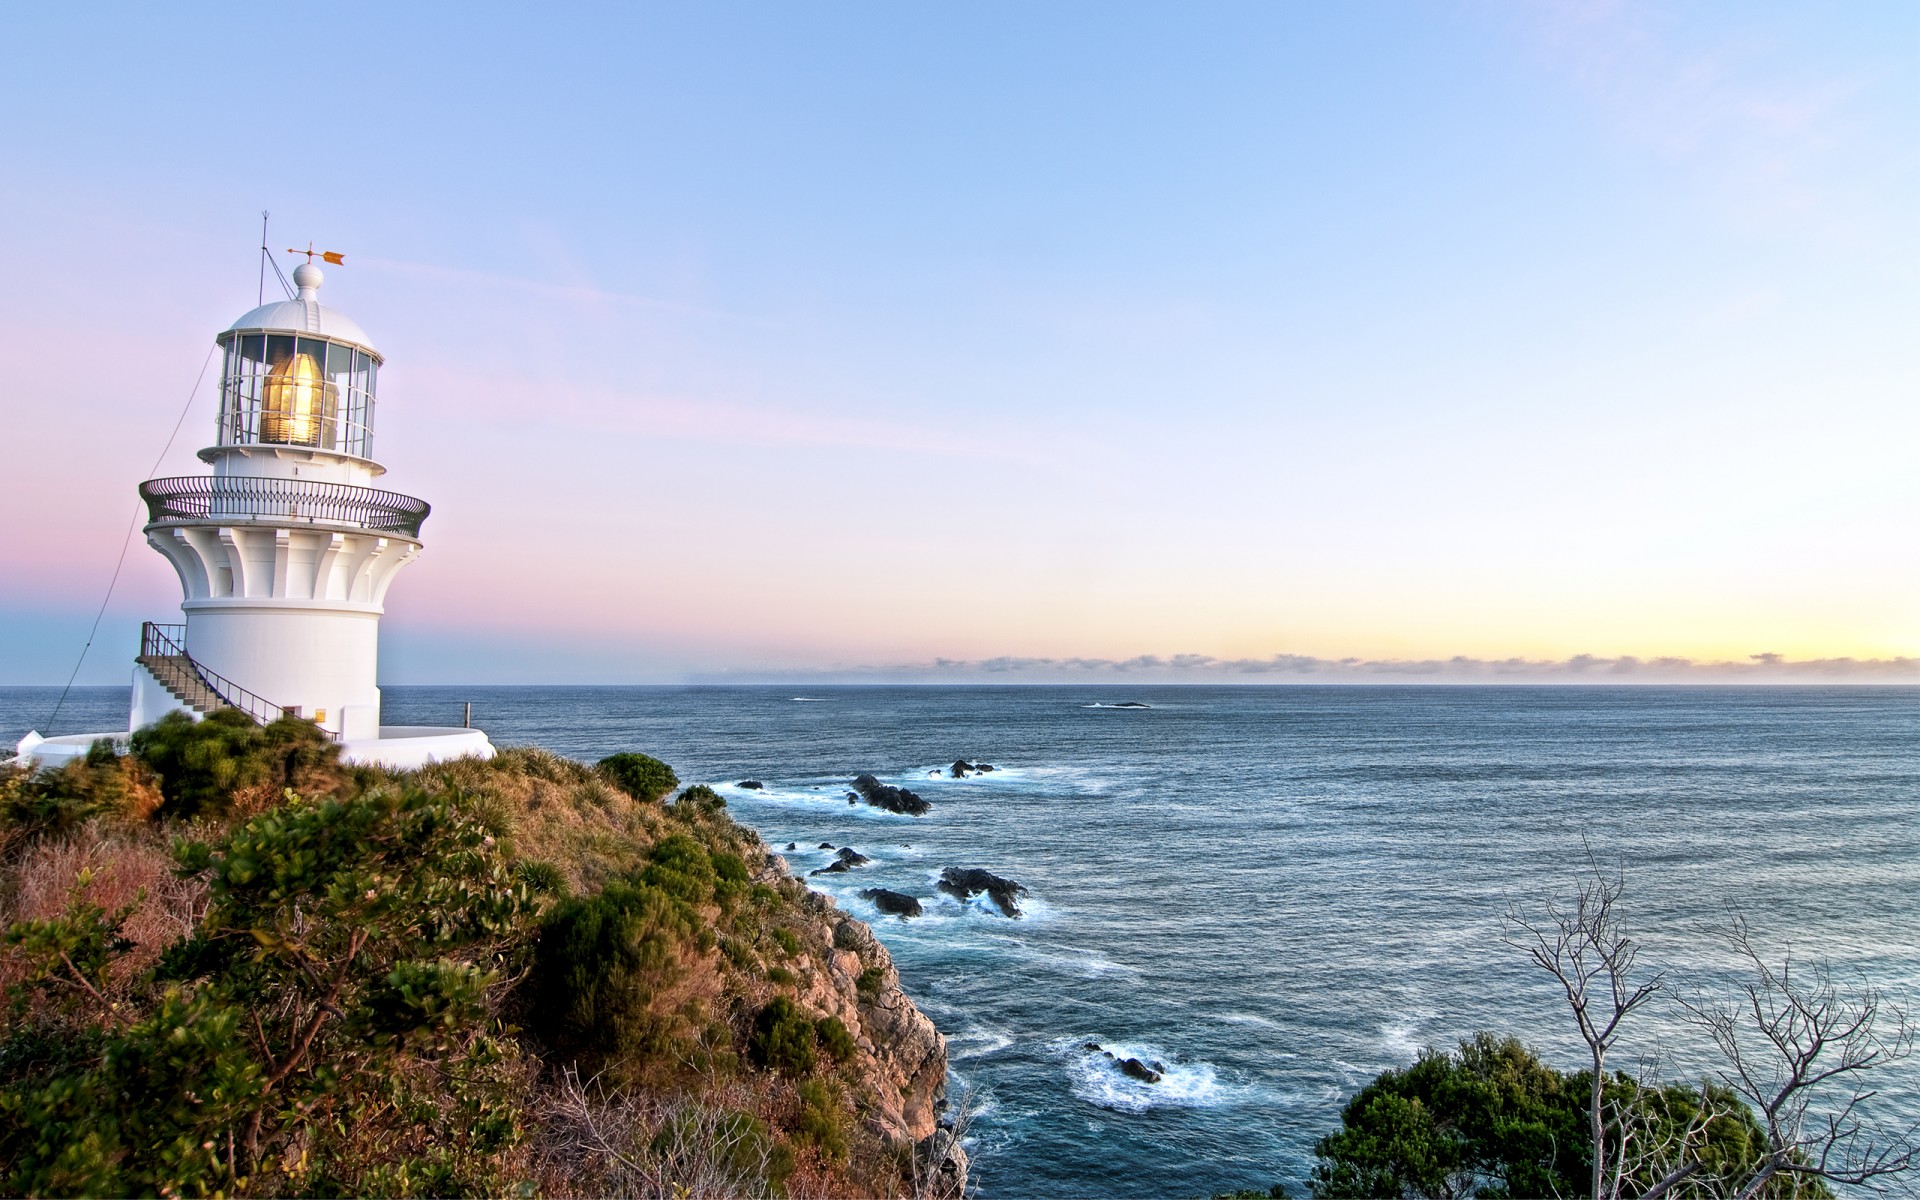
<box><xmin>856</xmin><ymin>966</ymin><xmax>885</xmax><ymax>1000</ymax></box>
<box><xmin>750</xmin><ymin>997</ymin><xmax>818</xmax><ymax>1075</ymax></box>
<box><xmin>527</xmin><ymin>879</ymin><xmax>699</xmax><ymax>1066</ymax></box>
<box><xmin>796</xmin><ymin>1078</ymin><xmax>848</xmax><ymax>1163</ymax></box>
<box><xmin>675</xmin><ymin>783</ymin><xmax>725</xmax><ymax>811</ymax></box>
<box><xmin>2</xmin><ymin>782</ymin><xmax>536</xmax><ymax>1196</ymax></box>
<box><xmin>130</xmin><ymin>710</ymin><xmax>340</xmax><ymax>819</ymax></box>
<box><xmin>0</xmin><ymin>742</ymin><xmax>161</xmax><ymax>845</ymax></box>
<box><xmin>815</xmin><ymin>1015</ymin><xmax>855</xmax><ymax>1062</ymax></box>
<box><xmin>597</xmin><ymin>752</ymin><xmax>678</xmax><ymax>803</ymax></box>
<box><xmin>1310</xmin><ymin>1034</ymin><xmax>1802</xmax><ymax>1200</ymax></box>
<box><xmin>767</xmin><ymin>967</ymin><xmax>797</xmax><ymax>987</ymax></box>
<box><xmin>771</xmin><ymin>928</ymin><xmax>802</xmax><ymax>957</ymax></box>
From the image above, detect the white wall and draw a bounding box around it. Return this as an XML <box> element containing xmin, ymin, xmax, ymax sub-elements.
<box><xmin>184</xmin><ymin>605</ymin><xmax>382</xmax><ymax>738</ymax></box>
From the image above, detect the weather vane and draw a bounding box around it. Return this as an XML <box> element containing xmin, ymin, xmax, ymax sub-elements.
<box><xmin>286</xmin><ymin>241</ymin><xmax>345</xmax><ymax>266</ymax></box>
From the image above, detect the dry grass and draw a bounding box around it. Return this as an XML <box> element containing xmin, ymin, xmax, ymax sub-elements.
<box><xmin>0</xmin><ymin>819</ymin><xmax>206</xmax><ymax>1002</ymax></box>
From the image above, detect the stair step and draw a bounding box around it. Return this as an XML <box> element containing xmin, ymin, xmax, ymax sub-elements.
<box><xmin>137</xmin><ymin>654</ymin><xmax>227</xmax><ymax>715</ymax></box>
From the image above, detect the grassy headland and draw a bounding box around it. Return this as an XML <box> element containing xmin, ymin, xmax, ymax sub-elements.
<box><xmin>0</xmin><ymin>712</ymin><xmax>964</xmax><ymax>1198</ymax></box>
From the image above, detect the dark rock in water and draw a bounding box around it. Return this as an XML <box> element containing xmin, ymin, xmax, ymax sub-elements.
<box><xmin>819</xmin><ymin>842</ymin><xmax>836</xmax><ymax>850</ymax></box>
<box><xmin>810</xmin><ymin>861</ymin><xmax>852</xmax><ymax>876</ymax></box>
<box><xmin>937</xmin><ymin>866</ymin><xmax>1029</xmax><ymax>917</ymax></box>
<box><xmin>859</xmin><ymin>888</ymin><xmax>923</xmax><ymax>918</ymax></box>
<box><xmin>974</xmin><ymin>763</ymin><xmax>995</xmax><ymax>771</ymax></box>
<box><xmin>1118</xmin><ymin>1057</ymin><xmax>1162</xmax><ymax>1083</ymax></box>
<box><xmin>852</xmin><ymin>773</ymin><xmax>932</xmax><ymax>816</ymax></box>
<box><xmin>951</xmin><ymin>760</ymin><xmax>975</xmax><ymax>778</ymax></box>
<box><xmin>785</xmin><ymin>842</ymin><xmax>797</xmax><ymax>851</ymax></box>
<box><xmin>1084</xmin><ymin>1042</ymin><xmax>1104</xmax><ymax>1052</ymax></box>
<box><xmin>835</xmin><ymin>847</ymin><xmax>870</xmax><ymax>866</ymax></box>
<box><xmin>846</xmin><ymin>792</ymin><xmax>859</xmax><ymax>802</ymax></box>
<box><xmin>737</xmin><ymin>780</ymin><xmax>765</xmax><ymax>789</ymax></box>
<box><xmin>1150</xmin><ymin>1060</ymin><xmax>1166</xmax><ymax>1073</ymax></box>
<box><xmin>848</xmin><ymin>797</ymin><xmax>857</xmax><ymax>805</ymax></box>
<box><xmin>1111</xmin><ymin>702</ymin><xmax>1150</xmax><ymax>709</ymax></box>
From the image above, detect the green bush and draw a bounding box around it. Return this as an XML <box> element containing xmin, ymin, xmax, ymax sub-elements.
<box><xmin>527</xmin><ymin>879</ymin><xmax>699</xmax><ymax>1065</ymax></box>
<box><xmin>1</xmin><ymin>782</ymin><xmax>536</xmax><ymax>1196</ymax></box>
<box><xmin>0</xmin><ymin>741</ymin><xmax>155</xmax><ymax>843</ymax></box>
<box><xmin>130</xmin><ymin>709</ymin><xmax>340</xmax><ymax>819</ymax></box>
<box><xmin>815</xmin><ymin>1015</ymin><xmax>855</xmax><ymax>1062</ymax></box>
<box><xmin>597</xmin><ymin>752</ymin><xmax>678</xmax><ymax>803</ymax></box>
<box><xmin>675</xmin><ymin>783</ymin><xmax>725</xmax><ymax>811</ymax></box>
<box><xmin>796</xmin><ymin>1078</ymin><xmax>849</xmax><ymax>1164</ymax></box>
<box><xmin>750</xmin><ymin>997</ymin><xmax>817</xmax><ymax>1075</ymax></box>
<box><xmin>856</xmin><ymin>966</ymin><xmax>885</xmax><ymax>1000</ymax></box>
<box><xmin>771</xmin><ymin>928</ymin><xmax>802</xmax><ymax>957</ymax></box>
<box><xmin>1310</xmin><ymin>1034</ymin><xmax>1809</xmax><ymax>1200</ymax></box>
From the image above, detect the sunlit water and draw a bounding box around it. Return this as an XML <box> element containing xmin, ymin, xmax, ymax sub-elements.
<box><xmin>8</xmin><ymin>685</ymin><xmax>1918</xmax><ymax>1197</ymax></box>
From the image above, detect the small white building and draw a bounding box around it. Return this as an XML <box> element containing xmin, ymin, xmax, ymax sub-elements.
<box><xmin>17</xmin><ymin>259</ymin><xmax>492</xmax><ymax>770</ymax></box>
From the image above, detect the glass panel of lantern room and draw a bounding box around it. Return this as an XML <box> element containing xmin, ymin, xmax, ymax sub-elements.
<box><xmin>225</xmin><ymin>335</ymin><xmax>266</xmax><ymax>444</ymax></box>
<box><xmin>325</xmin><ymin>341</ymin><xmax>359</xmax><ymax>454</ymax></box>
<box><xmin>361</xmin><ymin>354</ymin><xmax>378</xmax><ymax>458</ymax></box>
<box><xmin>300</xmin><ymin>337</ymin><xmax>341</xmax><ymax>450</ymax></box>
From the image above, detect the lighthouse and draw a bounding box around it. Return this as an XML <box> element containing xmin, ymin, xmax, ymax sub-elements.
<box><xmin>16</xmin><ymin>256</ymin><xmax>492</xmax><ymax>768</ymax></box>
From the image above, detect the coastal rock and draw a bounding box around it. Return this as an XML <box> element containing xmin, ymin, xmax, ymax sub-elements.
<box><xmin>950</xmin><ymin>759</ymin><xmax>974</xmax><ymax>778</ymax></box>
<box><xmin>852</xmin><ymin>773</ymin><xmax>932</xmax><ymax>816</ymax></box>
<box><xmin>752</xmin><ymin>862</ymin><xmax>957</xmax><ymax>1181</ymax></box>
<box><xmin>914</xmin><ymin>1127</ymin><xmax>970</xmax><ymax>1198</ymax></box>
<box><xmin>974</xmin><ymin>763</ymin><xmax>995</xmax><ymax>771</ymax></box>
<box><xmin>835</xmin><ymin>847</ymin><xmax>871</xmax><ymax>866</ymax></box>
<box><xmin>859</xmin><ymin>888</ymin><xmax>923</xmax><ymax>918</ymax></box>
<box><xmin>846</xmin><ymin>792</ymin><xmax>859</xmax><ymax>802</ymax></box>
<box><xmin>937</xmin><ymin>866</ymin><xmax>1029</xmax><ymax>917</ymax></box>
<box><xmin>1112</xmin><ymin>702</ymin><xmax>1150</xmax><ymax>709</ymax></box>
<box><xmin>1118</xmin><ymin>1057</ymin><xmax>1162</xmax><ymax>1083</ymax></box>
<box><xmin>819</xmin><ymin>842</ymin><xmax>836</xmax><ymax>849</ymax></box>
<box><xmin>810</xmin><ymin>861</ymin><xmax>852</xmax><ymax>876</ymax></box>
<box><xmin>786</xmin><ymin>842</ymin><xmax>798</xmax><ymax>851</ymax></box>
<box><xmin>738</xmin><ymin>779</ymin><xmax>765</xmax><ymax>790</ymax></box>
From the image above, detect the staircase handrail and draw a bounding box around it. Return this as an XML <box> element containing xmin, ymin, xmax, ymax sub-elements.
<box><xmin>139</xmin><ymin>621</ymin><xmax>338</xmax><ymax>740</ymax></box>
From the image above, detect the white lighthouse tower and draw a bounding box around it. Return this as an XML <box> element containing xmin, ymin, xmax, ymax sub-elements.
<box><xmin>16</xmin><ymin>256</ymin><xmax>492</xmax><ymax>768</ymax></box>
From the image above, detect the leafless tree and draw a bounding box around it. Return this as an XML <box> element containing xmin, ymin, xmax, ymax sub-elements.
<box><xmin>1506</xmin><ymin>862</ymin><xmax>1670</xmax><ymax>1200</ymax></box>
<box><xmin>1679</xmin><ymin>920</ymin><xmax>1918</xmax><ymax>1199</ymax></box>
<box><xmin>906</xmin><ymin>1081</ymin><xmax>978</xmax><ymax>1200</ymax></box>
<box><xmin>533</xmin><ymin>1066</ymin><xmax>787</xmax><ymax>1199</ymax></box>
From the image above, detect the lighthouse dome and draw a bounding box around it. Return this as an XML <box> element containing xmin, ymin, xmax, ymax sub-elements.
<box><xmin>224</xmin><ymin>263</ymin><xmax>379</xmax><ymax>358</ymax></box>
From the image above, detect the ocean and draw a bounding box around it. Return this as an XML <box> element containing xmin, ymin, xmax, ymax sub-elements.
<box><xmin>7</xmin><ymin>684</ymin><xmax>1918</xmax><ymax>1197</ymax></box>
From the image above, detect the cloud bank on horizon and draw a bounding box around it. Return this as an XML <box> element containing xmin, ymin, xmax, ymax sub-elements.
<box><xmin>734</xmin><ymin>651</ymin><xmax>1920</xmax><ymax>684</ymax></box>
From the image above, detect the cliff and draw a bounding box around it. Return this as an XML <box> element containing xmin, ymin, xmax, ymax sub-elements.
<box><xmin>0</xmin><ymin>718</ymin><xmax>967</xmax><ymax>1198</ymax></box>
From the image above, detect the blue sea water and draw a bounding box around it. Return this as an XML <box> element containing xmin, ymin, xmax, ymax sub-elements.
<box><xmin>7</xmin><ymin>684</ymin><xmax>1918</xmax><ymax>1198</ymax></box>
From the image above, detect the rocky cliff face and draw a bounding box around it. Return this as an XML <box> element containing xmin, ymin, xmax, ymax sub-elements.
<box><xmin>756</xmin><ymin>852</ymin><xmax>969</xmax><ymax>1188</ymax></box>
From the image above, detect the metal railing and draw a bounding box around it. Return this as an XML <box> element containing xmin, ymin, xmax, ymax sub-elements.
<box><xmin>139</xmin><ymin>621</ymin><xmax>336</xmax><ymax>738</ymax></box>
<box><xmin>139</xmin><ymin>475</ymin><xmax>430</xmax><ymax>538</ymax></box>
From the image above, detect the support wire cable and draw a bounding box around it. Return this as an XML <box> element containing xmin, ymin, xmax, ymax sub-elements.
<box><xmin>41</xmin><ymin>342</ymin><xmax>220</xmax><ymax>734</ymax></box>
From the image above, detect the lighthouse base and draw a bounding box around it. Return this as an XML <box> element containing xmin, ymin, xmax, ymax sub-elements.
<box><xmin>13</xmin><ymin>725</ymin><xmax>494</xmax><ymax>772</ymax></box>
<box><xmin>338</xmin><ymin>726</ymin><xmax>495</xmax><ymax>769</ymax></box>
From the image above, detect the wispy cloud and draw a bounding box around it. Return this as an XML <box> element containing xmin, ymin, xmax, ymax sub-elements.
<box><xmin>1502</xmin><ymin>0</ymin><xmax>1876</xmax><ymax>229</ymax></box>
<box><xmin>721</xmin><ymin>651</ymin><xmax>1920</xmax><ymax>684</ymax></box>
<box><xmin>356</xmin><ymin>255</ymin><xmax>753</xmax><ymax>324</ymax></box>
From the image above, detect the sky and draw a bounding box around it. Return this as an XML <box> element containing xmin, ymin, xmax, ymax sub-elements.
<box><xmin>1</xmin><ymin>1</ymin><xmax>1916</xmax><ymax>684</ymax></box>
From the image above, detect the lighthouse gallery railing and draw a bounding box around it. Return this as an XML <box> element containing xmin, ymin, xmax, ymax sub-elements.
<box><xmin>139</xmin><ymin>476</ymin><xmax>430</xmax><ymax>538</ymax></box>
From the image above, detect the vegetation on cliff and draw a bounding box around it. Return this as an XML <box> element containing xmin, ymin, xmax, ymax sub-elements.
<box><xmin>0</xmin><ymin>715</ymin><xmax>963</xmax><ymax>1198</ymax></box>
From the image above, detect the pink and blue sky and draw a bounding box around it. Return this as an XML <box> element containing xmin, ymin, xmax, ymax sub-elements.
<box><xmin>2</xmin><ymin>2</ymin><xmax>1916</xmax><ymax>684</ymax></box>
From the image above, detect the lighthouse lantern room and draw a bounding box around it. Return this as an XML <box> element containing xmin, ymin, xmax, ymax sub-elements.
<box><xmin>15</xmin><ymin>256</ymin><xmax>493</xmax><ymax>769</ymax></box>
